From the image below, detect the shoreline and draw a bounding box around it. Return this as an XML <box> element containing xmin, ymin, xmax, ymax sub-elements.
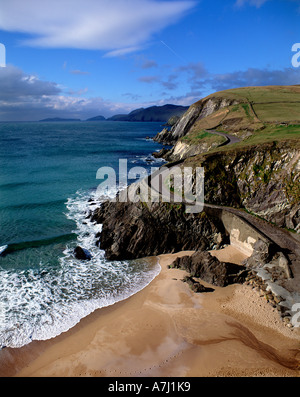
<box><xmin>0</xmin><ymin>246</ymin><xmax>299</xmax><ymax>377</ymax></box>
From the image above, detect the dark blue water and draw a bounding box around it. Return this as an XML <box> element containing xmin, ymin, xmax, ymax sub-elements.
<box><xmin>0</xmin><ymin>121</ymin><xmax>165</xmax><ymax>348</ymax></box>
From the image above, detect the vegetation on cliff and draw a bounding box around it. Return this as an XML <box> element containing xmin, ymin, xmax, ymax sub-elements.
<box><xmin>92</xmin><ymin>85</ymin><xmax>300</xmax><ymax>262</ymax></box>
<box><xmin>154</xmin><ymin>85</ymin><xmax>300</xmax><ymax>160</ymax></box>
<box><xmin>151</xmin><ymin>86</ymin><xmax>300</xmax><ymax>232</ymax></box>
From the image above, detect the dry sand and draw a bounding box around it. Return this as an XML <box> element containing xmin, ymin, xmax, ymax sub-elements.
<box><xmin>0</xmin><ymin>246</ymin><xmax>299</xmax><ymax>377</ymax></box>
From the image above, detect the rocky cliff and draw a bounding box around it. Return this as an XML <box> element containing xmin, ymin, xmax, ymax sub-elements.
<box><xmin>183</xmin><ymin>141</ymin><xmax>300</xmax><ymax>232</ymax></box>
<box><xmin>89</xmin><ymin>86</ymin><xmax>300</xmax><ymax>327</ymax></box>
<box><xmin>91</xmin><ymin>86</ymin><xmax>300</xmax><ymax>253</ymax></box>
<box><xmin>91</xmin><ymin>202</ymin><xmax>228</xmax><ymax>260</ymax></box>
<box><xmin>164</xmin><ymin>133</ymin><xmax>226</xmax><ymax>162</ymax></box>
<box><xmin>90</xmin><ymin>140</ymin><xmax>299</xmax><ymax>262</ymax></box>
<box><xmin>154</xmin><ymin>95</ymin><xmax>240</xmax><ymax>145</ymax></box>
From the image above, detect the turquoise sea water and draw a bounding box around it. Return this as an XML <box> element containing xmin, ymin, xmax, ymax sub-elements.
<box><xmin>0</xmin><ymin>121</ymin><xmax>165</xmax><ymax>348</ymax></box>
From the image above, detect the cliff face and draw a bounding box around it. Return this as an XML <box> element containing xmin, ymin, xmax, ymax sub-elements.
<box><xmin>164</xmin><ymin>139</ymin><xmax>222</xmax><ymax>161</ymax></box>
<box><xmin>90</xmin><ymin>141</ymin><xmax>299</xmax><ymax>262</ymax></box>
<box><xmin>154</xmin><ymin>96</ymin><xmax>240</xmax><ymax>145</ymax></box>
<box><xmin>92</xmin><ymin>86</ymin><xmax>300</xmax><ymax>264</ymax></box>
<box><xmin>185</xmin><ymin>141</ymin><xmax>300</xmax><ymax>231</ymax></box>
<box><xmin>91</xmin><ymin>202</ymin><xmax>228</xmax><ymax>260</ymax></box>
<box><xmin>89</xmin><ymin>139</ymin><xmax>299</xmax><ymax>263</ymax></box>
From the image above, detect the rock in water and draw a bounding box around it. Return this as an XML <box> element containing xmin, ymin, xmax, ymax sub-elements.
<box><xmin>74</xmin><ymin>246</ymin><xmax>92</xmax><ymax>260</ymax></box>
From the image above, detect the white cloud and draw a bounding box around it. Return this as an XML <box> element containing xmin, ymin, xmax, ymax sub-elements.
<box><xmin>0</xmin><ymin>64</ymin><xmax>149</xmax><ymax>120</ymax></box>
<box><xmin>0</xmin><ymin>64</ymin><xmax>61</xmax><ymax>99</ymax></box>
<box><xmin>0</xmin><ymin>0</ymin><xmax>195</xmax><ymax>56</ymax></box>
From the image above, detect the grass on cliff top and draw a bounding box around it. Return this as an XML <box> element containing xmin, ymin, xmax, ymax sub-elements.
<box><xmin>181</xmin><ymin>130</ymin><xmax>226</xmax><ymax>146</ymax></box>
<box><xmin>191</xmin><ymin>85</ymin><xmax>300</xmax><ymax>128</ymax></box>
<box><xmin>205</xmin><ymin>85</ymin><xmax>300</xmax><ymax>105</ymax></box>
<box><xmin>209</xmin><ymin>124</ymin><xmax>300</xmax><ymax>154</ymax></box>
<box><xmin>184</xmin><ymin>85</ymin><xmax>300</xmax><ymax>151</ymax></box>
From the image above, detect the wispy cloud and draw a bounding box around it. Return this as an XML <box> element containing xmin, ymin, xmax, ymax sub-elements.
<box><xmin>138</xmin><ymin>74</ymin><xmax>179</xmax><ymax>90</ymax></box>
<box><xmin>0</xmin><ymin>0</ymin><xmax>196</xmax><ymax>56</ymax></box>
<box><xmin>202</xmin><ymin>67</ymin><xmax>300</xmax><ymax>92</ymax></box>
<box><xmin>69</xmin><ymin>70</ymin><xmax>90</xmax><ymax>75</ymax></box>
<box><xmin>68</xmin><ymin>87</ymin><xmax>89</xmax><ymax>96</ymax></box>
<box><xmin>177</xmin><ymin>62</ymin><xmax>208</xmax><ymax>80</ymax></box>
<box><xmin>138</xmin><ymin>75</ymin><xmax>160</xmax><ymax>83</ymax></box>
<box><xmin>141</xmin><ymin>60</ymin><xmax>158</xmax><ymax>70</ymax></box>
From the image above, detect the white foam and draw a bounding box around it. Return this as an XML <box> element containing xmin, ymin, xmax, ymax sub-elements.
<box><xmin>0</xmin><ymin>188</ymin><xmax>161</xmax><ymax>349</ymax></box>
<box><xmin>0</xmin><ymin>245</ymin><xmax>7</xmax><ymax>255</ymax></box>
<box><xmin>131</xmin><ymin>154</ymin><xmax>166</xmax><ymax>166</ymax></box>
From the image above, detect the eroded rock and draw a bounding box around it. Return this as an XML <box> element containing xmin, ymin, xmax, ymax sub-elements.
<box><xmin>171</xmin><ymin>250</ymin><xmax>249</xmax><ymax>287</ymax></box>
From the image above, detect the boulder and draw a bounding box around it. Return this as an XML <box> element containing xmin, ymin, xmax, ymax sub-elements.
<box><xmin>182</xmin><ymin>276</ymin><xmax>215</xmax><ymax>293</ymax></box>
<box><xmin>152</xmin><ymin>148</ymin><xmax>169</xmax><ymax>159</ymax></box>
<box><xmin>74</xmin><ymin>246</ymin><xmax>92</xmax><ymax>260</ymax></box>
<box><xmin>171</xmin><ymin>250</ymin><xmax>249</xmax><ymax>287</ymax></box>
<box><xmin>242</xmin><ymin>239</ymin><xmax>276</xmax><ymax>269</ymax></box>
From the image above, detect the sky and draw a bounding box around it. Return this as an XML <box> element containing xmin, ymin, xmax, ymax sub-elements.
<box><xmin>0</xmin><ymin>0</ymin><xmax>300</xmax><ymax>121</ymax></box>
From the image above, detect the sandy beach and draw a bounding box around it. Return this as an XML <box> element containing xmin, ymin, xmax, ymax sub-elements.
<box><xmin>0</xmin><ymin>246</ymin><xmax>299</xmax><ymax>377</ymax></box>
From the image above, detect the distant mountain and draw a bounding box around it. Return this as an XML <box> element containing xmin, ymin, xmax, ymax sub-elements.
<box><xmin>86</xmin><ymin>115</ymin><xmax>106</xmax><ymax>121</ymax></box>
<box><xmin>39</xmin><ymin>117</ymin><xmax>81</xmax><ymax>122</ymax></box>
<box><xmin>106</xmin><ymin>104</ymin><xmax>189</xmax><ymax>122</ymax></box>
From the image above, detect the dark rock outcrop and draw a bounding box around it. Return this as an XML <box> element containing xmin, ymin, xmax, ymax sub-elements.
<box><xmin>152</xmin><ymin>148</ymin><xmax>169</xmax><ymax>158</ymax></box>
<box><xmin>183</xmin><ymin>141</ymin><xmax>300</xmax><ymax>231</ymax></box>
<box><xmin>74</xmin><ymin>246</ymin><xmax>92</xmax><ymax>260</ymax></box>
<box><xmin>171</xmin><ymin>250</ymin><xmax>249</xmax><ymax>287</ymax></box>
<box><xmin>181</xmin><ymin>276</ymin><xmax>215</xmax><ymax>293</ymax></box>
<box><xmin>90</xmin><ymin>201</ymin><xmax>229</xmax><ymax>260</ymax></box>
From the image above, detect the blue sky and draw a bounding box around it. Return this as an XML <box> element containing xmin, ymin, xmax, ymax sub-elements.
<box><xmin>0</xmin><ymin>0</ymin><xmax>300</xmax><ymax>121</ymax></box>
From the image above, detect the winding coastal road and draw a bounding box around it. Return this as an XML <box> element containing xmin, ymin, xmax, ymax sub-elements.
<box><xmin>207</xmin><ymin>129</ymin><xmax>241</xmax><ymax>146</ymax></box>
<box><xmin>144</xmin><ymin>129</ymin><xmax>300</xmax><ymax>293</ymax></box>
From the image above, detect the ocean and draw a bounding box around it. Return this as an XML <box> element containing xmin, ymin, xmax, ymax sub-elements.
<box><xmin>0</xmin><ymin>121</ymin><xmax>165</xmax><ymax>349</ymax></box>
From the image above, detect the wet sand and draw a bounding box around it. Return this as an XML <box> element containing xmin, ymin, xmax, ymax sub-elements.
<box><xmin>0</xmin><ymin>246</ymin><xmax>299</xmax><ymax>377</ymax></box>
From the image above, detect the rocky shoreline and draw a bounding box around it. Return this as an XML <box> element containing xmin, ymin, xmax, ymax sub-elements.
<box><xmin>89</xmin><ymin>162</ymin><xmax>300</xmax><ymax>330</ymax></box>
<box><xmin>88</xmin><ymin>92</ymin><xmax>300</xmax><ymax>331</ymax></box>
<box><xmin>244</xmin><ymin>271</ymin><xmax>295</xmax><ymax>328</ymax></box>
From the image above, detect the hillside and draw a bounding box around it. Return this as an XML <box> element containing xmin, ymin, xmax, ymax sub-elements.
<box><xmin>39</xmin><ymin>117</ymin><xmax>81</xmax><ymax>122</ymax></box>
<box><xmin>106</xmin><ymin>104</ymin><xmax>189</xmax><ymax>122</ymax></box>
<box><xmin>86</xmin><ymin>115</ymin><xmax>106</xmax><ymax>121</ymax></box>
<box><xmin>153</xmin><ymin>85</ymin><xmax>300</xmax><ymax>162</ymax></box>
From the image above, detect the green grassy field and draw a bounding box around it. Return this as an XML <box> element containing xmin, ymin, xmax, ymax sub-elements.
<box><xmin>183</xmin><ymin>85</ymin><xmax>300</xmax><ymax>151</ymax></box>
<box><xmin>181</xmin><ymin>130</ymin><xmax>226</xmax><ymax>145</ymax></box>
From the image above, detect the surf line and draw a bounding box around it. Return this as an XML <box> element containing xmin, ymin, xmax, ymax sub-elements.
<box><xmin>0</xmin><ymin>234</ymin><xmax>77</xmax><ymax>257</ymax></box>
